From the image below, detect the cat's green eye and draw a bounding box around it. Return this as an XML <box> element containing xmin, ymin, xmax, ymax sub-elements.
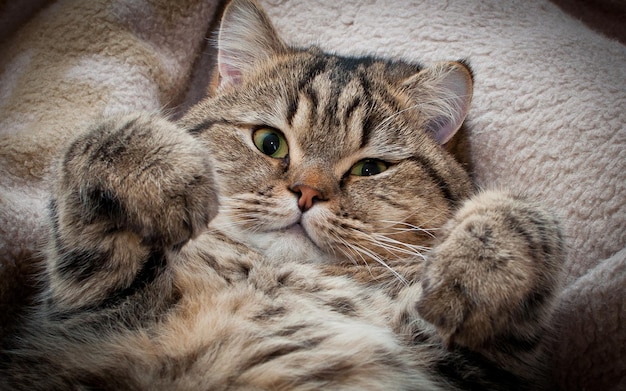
<box><xmin>252</xmin><ymin>127</ymin><xmax>289</xmax><ymax>159</ymax></box>
<box><xmin>350</xmin><ymin>159</ymin><xmax>389</xmax><ymax>177</ymax></box>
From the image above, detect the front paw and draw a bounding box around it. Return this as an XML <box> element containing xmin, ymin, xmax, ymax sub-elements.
<box><xmin>416</xmin><ymin>191</ymin><xmax>563</xmax><ymax>349</ymax></box>
<box><xmin>60</xmin><ymin>113</ymin><xmax>217</xmax><ymax>247</ymax></box>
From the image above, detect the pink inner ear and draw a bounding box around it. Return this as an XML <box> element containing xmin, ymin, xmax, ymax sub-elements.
<box><xmin>430</xmin><ymin>66</ymin><xmax>472</xmax><ymax>145</ymax></box>
<box><xmin>218</xmin><ymin>58</ymin><xmax>243</xmax><ymax>88</ymax></box>
<box><xmin>431</xmin><ymin>113</ymin><xmax>463</xmax><ymax>145</ymax></box>
<box><xmin>215</xmin><ymin>0</ymin><xmax>285</xmax><ymax>91</ymax></box>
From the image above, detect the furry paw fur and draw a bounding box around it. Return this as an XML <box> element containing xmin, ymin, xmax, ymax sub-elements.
<box><xmin>417</xmin><ymin>190</ymin><xmax>564</xmax><ymax>350</ymax></box>
<box><xmin>58</xmin><ymin>113</ymin><xmax>217</xmax><ymax>248</ymax></box>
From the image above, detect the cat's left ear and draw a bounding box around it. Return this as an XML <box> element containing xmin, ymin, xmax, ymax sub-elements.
<box><xmin>216</xmin><ymin>0</ymin><xmax>287</xmax><ymax>90</ymax></box>
<box><xmin>403</xmin><ymin>61</ymin><xmax>473</xmax><ymax>145</ymax></box>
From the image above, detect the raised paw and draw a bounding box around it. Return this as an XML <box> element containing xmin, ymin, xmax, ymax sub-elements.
<box><xmin>59</xmin><ymin>113</ymin><xmax>218</xmax><ymax>248</ymax></box>
<box><xmin>416</xmin><ymin>190</ymin><xmax>563</xmax><ymax>349</ymax></box>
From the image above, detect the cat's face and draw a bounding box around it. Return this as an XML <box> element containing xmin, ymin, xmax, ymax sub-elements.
<box><xmin>181</xmin><ymin>0</ymin><xmax>474</xmax><ymax>267</ymax></box>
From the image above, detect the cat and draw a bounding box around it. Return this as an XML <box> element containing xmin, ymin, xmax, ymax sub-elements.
<box><xmin>0</xmin><ymin>0</ymin><xmax>564</xmax><ymax>389</ymax></box>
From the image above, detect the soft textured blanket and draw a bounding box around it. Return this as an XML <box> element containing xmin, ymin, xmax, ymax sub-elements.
<box><xmin>1</xmin><ymin>0</ymin><xmax>624</xmax><ymax>389</ymax></box>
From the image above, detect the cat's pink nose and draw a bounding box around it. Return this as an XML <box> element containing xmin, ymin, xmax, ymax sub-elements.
<box><xmin>291</xmin><ymin>184</ymin><xmax>325</xmax><ymax>212</ymax></box>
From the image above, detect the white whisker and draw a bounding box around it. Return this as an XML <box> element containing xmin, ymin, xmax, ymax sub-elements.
<box><xmin>341</xmin><ymin>231</ymin><xmax>408</xmax><ymax>285</ymax></box>
<box><xmin>379</xmin><ymin>220</ymin><xmax>438</xmax><ymax>239</ymax></box>
<box><xmin>369</xmin><ymin>234</ymin><xmax>430</xmax><ymax>262</ymax></box>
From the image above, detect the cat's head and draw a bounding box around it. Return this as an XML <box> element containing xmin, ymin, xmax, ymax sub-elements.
<box><xmin>182</xmin><ymin>0</ymin><xmax>474</xmax><ymax>268</ymax></box>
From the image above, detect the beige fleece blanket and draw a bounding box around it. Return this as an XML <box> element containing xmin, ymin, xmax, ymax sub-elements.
<box><xmin>1</xmin><ymin>0</ymin><xmax>624</xmax><ymax>389</ymax></box>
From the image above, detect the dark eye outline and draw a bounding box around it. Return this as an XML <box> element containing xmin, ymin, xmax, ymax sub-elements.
<box><xmin>252</xmin><ymin>127</ymin><xmax>289</xmax><ymax>159</ymax></box>
<box><xmin>349</xmin><ymin>159</ymin><xmax>390</xmax><ymax>177</ymax></box>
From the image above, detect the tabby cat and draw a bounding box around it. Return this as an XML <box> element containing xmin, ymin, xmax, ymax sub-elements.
<box><xmin>0</xmin><ymin>0</ymin><xmax>564</xmax><ymax>389</ymax></box>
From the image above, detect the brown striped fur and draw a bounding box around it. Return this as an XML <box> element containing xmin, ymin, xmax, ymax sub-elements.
<box><xmin>0</xmin><ymin>1</ymin><xmax>564</xmax><ymax>389</ymax></box>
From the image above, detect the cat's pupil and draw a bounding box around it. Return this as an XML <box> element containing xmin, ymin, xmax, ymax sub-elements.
<box><xmin>263</xmin><ymin>134</ymin><xmax>280</xmax><ymax>155</ymax></box>
<box><xmin>360</xmin><ymin>160</ymin><xmax>383</xmax><ymax>176</ymax></box>
<box><xmin>349</xmin><ymin>159</ymin><xmax>388</xmax><ymax>177</ymax></box>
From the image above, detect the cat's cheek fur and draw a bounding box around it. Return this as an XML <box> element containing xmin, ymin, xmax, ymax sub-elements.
<box><xmin>334</xmin><ymin>172</ymin><xmax>451</xmax><ymax>259</ymax></box>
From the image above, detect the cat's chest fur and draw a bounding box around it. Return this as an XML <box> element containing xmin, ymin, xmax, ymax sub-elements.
<box><xmin>174</xmin><ymin>230</ymin><xmax>408</xmax><ymax>320</ymax></box>
<box><xmin>117</xmin><ymin>232</ymin><xmax>437</xmax><ymax>389</ymax></box>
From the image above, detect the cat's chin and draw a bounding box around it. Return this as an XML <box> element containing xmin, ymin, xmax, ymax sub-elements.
<box><xmin>259</xmin><ymin>224</ymin><xmax>331</xmax><ymax>264</ymax></box>
<box><xmin>210</xmin><ymin>214</ymin><xmax>332</xmax><ymax>264</ymax></box>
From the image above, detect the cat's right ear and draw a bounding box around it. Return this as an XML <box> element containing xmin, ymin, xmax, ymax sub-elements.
<box><xmin>403</xmin><ymin>61</ymin><xmax>473</xmax><ymax>145</ymax></box>
<box><xmin>216</xmin><ymin>0</ymin><xmax>287</xmax><ymax>90</ymax></box>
